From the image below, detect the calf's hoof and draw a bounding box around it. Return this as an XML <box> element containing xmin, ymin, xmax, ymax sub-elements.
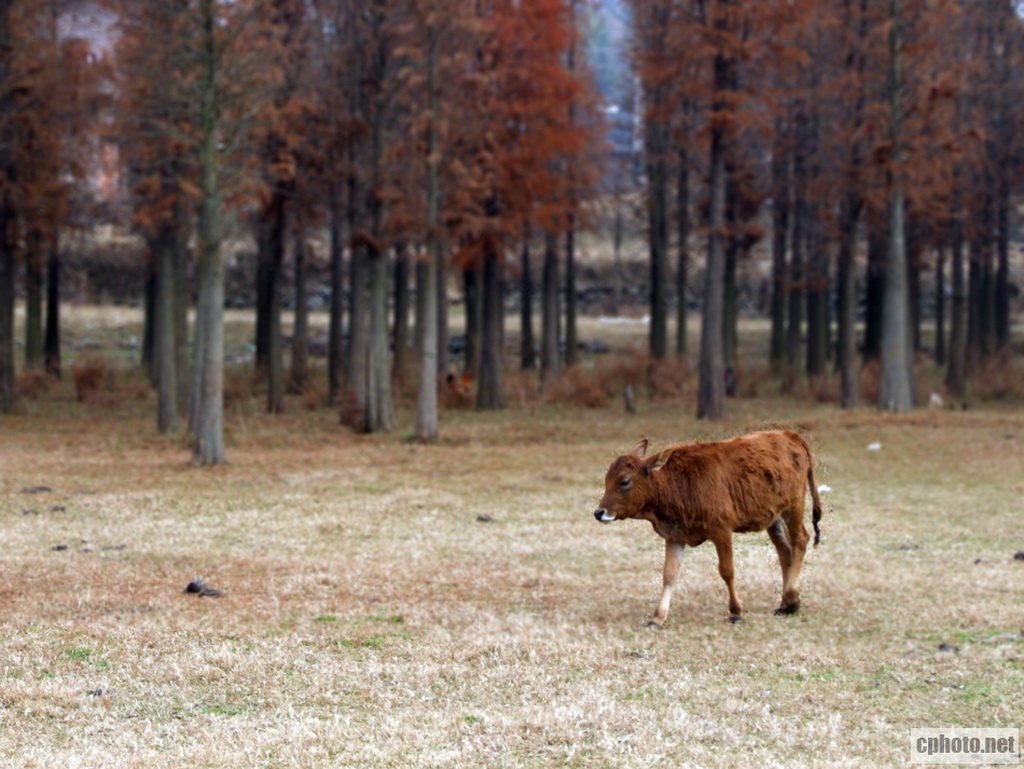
<box><xmin>728</xmin><ymin>615</ymin><xmax>743</xmax><ymax>624</ymax></box>
<box><xmin>774</xmin><ymin>602</ymin><xmax>800</xmax><ymax>616</ymax></box>
<box><xmin>646</xmin><ymin>620</ymin><xmax>664</xmax><ymax>630</ymax></box>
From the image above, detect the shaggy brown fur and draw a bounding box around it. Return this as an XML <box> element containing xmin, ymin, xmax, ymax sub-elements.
<box><xmin>593</xmin><ymin>430</ymin><xmax>823</xmax><ymax>627</ymax></box>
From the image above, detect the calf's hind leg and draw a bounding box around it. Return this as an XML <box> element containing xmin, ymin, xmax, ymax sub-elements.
<box><xmin>711</xmin><ymin>533</ymin><xmax>743</xmax><ymax>621</ymax></box>
<box><xmin>771</xmin><ymin>510</ymin><xmax>809</xmax><ymax>614</ymax></box>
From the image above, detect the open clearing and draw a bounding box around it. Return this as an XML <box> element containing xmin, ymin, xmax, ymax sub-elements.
<box><xmin>2</xmin><ymin>312</ymin><xmax>1023</xmax><ymax>768</ymax></box>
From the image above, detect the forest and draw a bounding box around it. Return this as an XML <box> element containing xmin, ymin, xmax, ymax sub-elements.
<box><xmin>1</xmin><ymin>0</ymin><xmax>1022</xmax><ymax>464</ymax></box>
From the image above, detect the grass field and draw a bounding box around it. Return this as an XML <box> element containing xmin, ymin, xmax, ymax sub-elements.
<box><xmin>1</xmin><ymin>307</ymin><xmax>1023</xmax><ymax>768</ymax></box>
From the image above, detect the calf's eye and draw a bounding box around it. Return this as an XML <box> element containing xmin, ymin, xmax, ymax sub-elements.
<box><xmin>619</xmin><ymin>478</ymin><xmax>632</xmax><ymax>490</ymax></box>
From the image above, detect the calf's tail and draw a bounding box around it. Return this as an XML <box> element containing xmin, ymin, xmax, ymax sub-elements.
<box><xmin>806</xmin><ymin>452</ymin><xmax>823</xmax><ymax>547</ymax></box>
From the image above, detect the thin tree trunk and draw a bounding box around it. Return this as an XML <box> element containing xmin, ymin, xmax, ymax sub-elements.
<box><xmin>156</xmin><ymin>227</ymin><xmax>178</xmax><ymax>434</ymax></box>
<box><xmin>934</xmin><ymin>244</ymin><xmax>945</xmax><ymax>367</ymax></box>
<box><xmin>328</xmin><ymin>187</ymin><xmax>345</xmax><ymax>406</ymax></box>
<box><xmin>722</xmin><ymin>180</ymin><xmax>738</xmax><ymax>396</ymax></box>
<box><xmin>416</xmin><ymin>20</ymin><xmax>441</xmax><ymax>441</ymax></box>
<box><xmin>995</xmin><ymin>179</ymin><xmax>1010</xmax><ymax>352</ymax></box>
<box><xmin>24</xmin><ymin>232</ymin><xmax>43</xmax><ymax>369</ymax></box>
<box><xmin>564</xmin><ymin>219</ymin><xmax>578</xmax><ymax>367</ymax></box>
<box><xmin>291</xmin><ymin>222</ymin><xmax>309</xmax><ymax>392</ymax></box>
<box><xmin>0</xmin><ymin>0</ymin><xmax>13</xmax><ymax>411</ymax></box>
<box><xmin>647</xmin><ymin>113</ymin><xmax>669</xmax><ymax>360</ymax></box>
<box><xmin>463</xmin><ymin>264</ymin><xmax>481</xmax><ymax>377</ymax></box>
<box><xmin>878</xmin><ymin>0</ymin><xmax>914</xmax><ymax>413</ymax></box>
<box><xmin>142</xmin><ymin>261</ymin><xmax>156</xmax><ymax>383</ymax></box>
<box><xmin>769</xmin><ymin>126</ymin><xmax>789</xmax><ymax>374</ymax></box>
<box><xmin>697</xmin><ymin>23</ymin><xmax>731</xmax><ymax>421</ymax></box>
<box><xmin>261</xmin><ymin>192</ymin><xmax>287</xmax><ymax>414</ymax></box>
<box><xmin>391</xmin><ymin>241</ymin><xmax>410</xmax><ymax>388</ymax></box>
<box><xmin>520</xmin><ymin>237</ymin><xmax>535</xmax><ymax>369</ymax></box>
<box><xmin>191</xmin><ymin>0</ymin><xmax>226</xmax><ymax>465</ymax></box>
<box><xmin>44</xmin><ymin>243</ymin><xmax>61</xmax><ymax>378</ymax></box>
<box><xmin>365</xmin><ymin>246</ymin><xmax>395</xmax><ymax>432</ymax></box>
<box><xmin>785</xmin><ymin>178</ymin><xmax>804</xmax><ymax>393</ymax></box>
<box><xmin>0</xmin><ymin>208</ymin><xmax>13</xmax><ymax>413</ymax></box>
<box><xmin>837</xmin><ymin>194</ymin><xmax>860</xmax><ymax>408</ymax></box>
<box><xmin>863</xmin><ymin>216</ymin><xmax>885</xmax><ymax>364</ymax></box>
<box><xmin>477</xmin><ymin>241</ymin><xmax>503</xmax><ymax>409</ymax></box>
<box><xmin>946</xmin><ymin>193</ymin><xmax>967</xmax><ymax>398</ymax></box>
<box><xmin>805</xmin><ymin>224</ymin><xmax>828</xmax><ymax>380</ymax></box>
<box><xmin>676</xmin><ymin>149</ymin><xmax>690</xmax><ymax>358</ymax></box>
<box><xmin>540</xmin><ymin>230</ymin><xmax>561</xmax><ymax>388</ymax></box>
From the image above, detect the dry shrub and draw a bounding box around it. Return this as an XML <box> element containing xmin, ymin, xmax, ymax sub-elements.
<box><xmin>971</xmin><ymin>356</ymin><xmax>1024</xmax><ymax>401</ymax></box>
<box><xmin>594</xmin><ymin>349</ymin><xmax>647</xmax><ymax>395</ymax></box>
<box><xmin>297</xmin><ymin>379</ymin><xmax>327</xmax><ymax>411</ymax></box>
<box><xmin>541</xmin><ymin>364</ymin><xmax>609</xmax><ymax>408</ymax></box>
<box><xmin>859</xmin><ymin>359</ymin><xmax>881</xmax><ymax>403</ymax></box>
<box><xmin>16</xmin><ymin>369</ymin><xmax>54</xmax><ymax>400</ymax></box>
<box><xmin>504</xmin><ymin>369</ymin><xmax>542</xmax><ymax>406</ymax></box>
<box><xmin>808</xmin><ymin>374</ymin><xmax>839</xmax><ymax>404</ymax></box>
<box><xmin>70</xmin><ymin>354</ymin><xmax>110</xmax><ymax>403</ymax></box>
<box><xmin>646</xmin><ymin>356</ymin><xmax>694</xmax><ymax>402</ymax></box>
<box><xmin>338</xmin><ymin>387</ymin><xmax>364</xmax><ymax>429</ymax></box>
<box><xmin>223</xmin><ymin>366</ymin><xmax>260</xmax><ymax>407</ymax></box>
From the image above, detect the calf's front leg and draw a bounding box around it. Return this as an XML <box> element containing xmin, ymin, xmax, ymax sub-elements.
<box><xmin>649</xmin><ymin>541</ymin><xmax>685</xmax><ymax>629</ymax></box>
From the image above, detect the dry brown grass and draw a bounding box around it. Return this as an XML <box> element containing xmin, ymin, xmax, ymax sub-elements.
<box><xmin>2</xmin><ymin>387</ymin><xmax>1023</xmax><ymax>768</ymax></box>
<box><xmin>2</xmin><ymin>304</ymin><xmax>1022</xmax><ymax>767</ymax></box>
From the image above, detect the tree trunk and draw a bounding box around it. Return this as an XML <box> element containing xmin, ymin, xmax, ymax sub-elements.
<box><xmin>0</xmin><ymin>209</ymin><xmax>13</xmax><ymax>413</ymax></box>
<box><xmin>477</xmin><ymin>241</ymin><xmax>504</xmax><ymax>410</ymax></box>
<box><xmin>946</xmin><ymin>196</ymin><xmax>967</xmax><ymax>398</ymax></box>
<box><xmin>44</xmin><ymin>243</ymin><xmax>61</xmax><ymax>378</ymax></box>
<box><xmin>520</xmin><ymin>238</ymin><xmax>535</xmax><ymax>369</ymax></box>
<box><xmin>540</xmin><ymin>230</ymin><xmax>561</xmax><ymax>388</ymax></box>
<box><xmin>155</xmin><ymin>227</ymin><xmax>178</xmax><ymax>434</ymax></box>
<box><xmin>191</xmin><ymin>0</ymin><xmax>226</xmax><ymax>465</ymax></box>
<box><xmin>291</xmin><ymin>223</ymin><xmax>309</xmax><ymax>392</ymax></box>
<box><xmin>934</xmin><ymin>244</ymin><xmax>945</xmax><ymax>367</ymax></box>
<box><xmin>863</xmin><ymin>216</ymin><xmax>885</xmax><ymax>363</ymax></box>
<box><xmin>676</xmin><ymin>149</ymin><xmax>690</xmax><ymax>358</ymax></box>
<box><xmin>24</xmin><ymin>232</ymin><xmax>43</xmax><ymax>369</ymax></box>
<box><xmin>646</xmin><ymin>113</ymin><xmax>669</xmax><ymax>361</ymax></box>
<box><xmin>906</xmin><ymin>220</ymin><xmax>922</xmax><ymax>354</ymax></box>
<box><xmin>437</xmin><ymin>246</ymin><xmax>449</xmax><ymax>376</ymax></box>
<box><xmin>805</xmin><ymin>224</ymin><xmax>828</xmax><ymax>380</ymax></box>
<box><xmin>328</xmin><ymin>187</ymin><xmax>345</xmax><ymax>406</ymax></box>
<box><xmin>463</xmin><ymin>264</ymin><xmax>482</xmax><ymax>377</ymax></box>
<box><xmin>416</xmin><ymin>20</ymin><xmax>442</xmax><ymax>441</ymax></box>
<box><xmin>769</xmin><ymin>127</ymin><xmax>789</xmax><ymax>375</ymax></box>
<box><xmin>142</xmin><ymin>261</ymin><xmax>156</xmax><ymax>383</ymax></box>
<box><xmin>995</xmin><ymin>179</ymin><xmax>1010</xmax><ymax>352</ymax></box>
<box><xmin>878</xmin><ymin>0</ymin><xmax>914</xmax><ymax>413</ymax></box>
<box><xmin>391</xmin><ymin>241</ymin><xmax>410</xmax><ymax>388</ymax></box>
<box><xmin>564</xmin><ymin>220</ymin><xmax>577</xmax><ymax>367</ymax></box>
<box><xmin>836</xmin><ymin>194</ymin><xmax>860</xmax><ymax>408</ymax></box>
<box><xmin>0</xmin><ymin>0</ymin><xmax>14</xmax><ymax>412</ymax></box>
<box><xmin>364</xmin><ymin>246</ymin><xmax>395</xmax><ymax>433</ymax></box>
<box><xmin>723</xmin><ymin>182</ymin><xmax>738</xmax><ymax>395</ymax></box>
<box><xmin>257</xmin><ymin>190</ymin><xmax>287</xmax><ymax>414</ymax></box>
<box><xmin>785</xmin><ymin>179</ymin><xmax>804</xmax><ymax>393</ymax></box>
<box><xmin>697</xmin><ymin>32</ymin><xmax>730</xmax><ymax>421</ymax></box>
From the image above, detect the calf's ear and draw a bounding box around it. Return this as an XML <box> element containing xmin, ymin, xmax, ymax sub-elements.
<box><xmin>629</xmin><ymin>438</ymin><xmax>649</xmax><ymax>458</ymax></box>
<box><xmin>647</xmin><ymin>447</ymin><xmax>674</xmax><ymax>472</ymax></box>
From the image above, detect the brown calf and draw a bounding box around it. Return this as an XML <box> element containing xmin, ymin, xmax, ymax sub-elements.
<box><xmin>593</xmin><ymin>430</ymin><xmax>823</xmax><ymax>627</ymax></box>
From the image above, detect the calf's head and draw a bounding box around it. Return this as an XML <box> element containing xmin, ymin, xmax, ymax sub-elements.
<box><xmin>593</xmin><ymin>438</ymin><xmax>664</xmax><ymax>523</ymax></box>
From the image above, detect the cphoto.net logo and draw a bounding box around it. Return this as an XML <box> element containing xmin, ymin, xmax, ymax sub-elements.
<box><xmin>910</xmin><ymin>728</ymin><xmax>1020</xmax><ymax>765</ymax></box>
